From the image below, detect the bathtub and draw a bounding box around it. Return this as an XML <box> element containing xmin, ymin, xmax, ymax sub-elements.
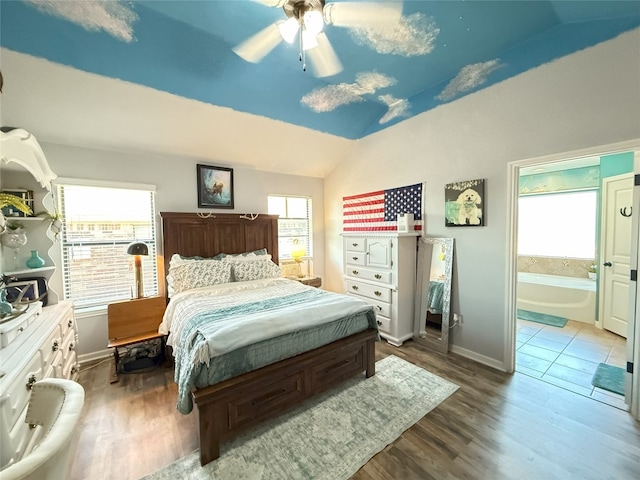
<box><xmin>516</xmin><ymin>272</ymin><xmax>596</xmax><ymax>324</ymax></box>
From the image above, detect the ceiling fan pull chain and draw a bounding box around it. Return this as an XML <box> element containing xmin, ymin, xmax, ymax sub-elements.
<box><xmin>299</xmin><ymin>21</ymin><xmax>306</xmax><ymax>72</ymax></box>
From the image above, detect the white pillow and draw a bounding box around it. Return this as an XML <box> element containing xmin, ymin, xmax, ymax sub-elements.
<box><xmin>232</xmin><ymin>260</ymin><xmax>282</xmax><ymax>282</ymax></box>
<box><xmin>167</xmin><ymin>260</ymin><xmax>232</xmax><ymax>297</ymax></box>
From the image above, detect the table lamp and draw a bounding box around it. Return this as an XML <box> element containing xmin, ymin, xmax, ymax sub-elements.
<box><xmin>290</xmin><ymin>239</ymin><xmax>307</xmax><ymax>278</ymax></box>
<box><xmin>127</xmin><ymin>241</ymin><xmax>148</xmax><ymax>298</ymax></box>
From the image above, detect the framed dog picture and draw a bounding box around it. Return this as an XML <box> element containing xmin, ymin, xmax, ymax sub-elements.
<box><xmin>197</xmin><ymin>164</ymin><xmax>234</xmax><ymax>209</ymax></box>
<box><xmin>445</xmin><ymin>179</ymin><xmax>485</xmax><ymax>227</ymax></box>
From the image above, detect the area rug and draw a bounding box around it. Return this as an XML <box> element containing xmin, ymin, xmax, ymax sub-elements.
<box><xmin>591</xmin><ymin>363</ymin><xmax>625</xmax><ymax>395</ymax></box>
<box><xmin>141</xmin><ymin>355</ymin><xmax>458</xmax><ymax>480</ymax></box>
<box><xmin>517</xmin><ymin>309</ymin><xmax>567</xmax><ymax>328</ymax></box>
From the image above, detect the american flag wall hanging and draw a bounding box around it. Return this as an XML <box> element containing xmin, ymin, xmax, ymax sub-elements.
<box><xmin>343</xmin><ymin>182</ymin><xmax>425</xmax><ymax>232</ymax></box>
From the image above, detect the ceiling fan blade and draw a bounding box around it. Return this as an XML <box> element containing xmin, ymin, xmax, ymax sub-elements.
<box><xmin>307</xmin><ymin>33</ymin><xmax>343</xmax><ymax>77</ymax></box>
<box><xmin>323</xmin><ymin>2</ymin><xmax>403</xmax><ymax>28</ymax></box>
<box><xmin>232</xmin><ymin>22</ymin><xmax>283</xmax><ymax>63</ymax></box>
<box><xmin>250</xmin><ymin>0</ymin><xmax>287</xmax><ymax>7</ymax></box>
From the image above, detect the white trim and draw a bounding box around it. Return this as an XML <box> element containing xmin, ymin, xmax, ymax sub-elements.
<box><xmin>78</xmin><ymin>349</ymin><xmax>112</xmax><ymax>365</ymax></box>
<box><xmin>505</xmin><ymin>138</ymin><xmax>640</xmax><ymax>416</ymax></box>
<box><xmin>449</xmin><ymin>344</ymin><xmax>507</xmax><ymax>372</ymax></box>
<box><xmin>629</xmin><ymin>151</ymin><xmax>640</xmax><ymax>420</ymax></box>
<box><xmin>53</xmin><ymin>176</ymin><xmax>156</xmax><ymax>191</ymax></box>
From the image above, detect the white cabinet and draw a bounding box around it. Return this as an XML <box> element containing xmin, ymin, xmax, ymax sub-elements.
<box><xmin>0</xmin><ymin>301</ymin><xmax>79</xmax><ymax>470</ymax></box>
<box><xmin>343</xmin><ymin>233</ymin><xmax>418</xmax><ymax>346</ymax></box>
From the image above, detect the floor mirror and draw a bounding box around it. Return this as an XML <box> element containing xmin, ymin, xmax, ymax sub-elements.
<box><xmin>414</xmin><ymin>237</ymin><xmax>454</xmax><ymax>354</ymax></box>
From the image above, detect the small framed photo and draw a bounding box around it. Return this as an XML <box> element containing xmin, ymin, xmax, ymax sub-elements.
<box><xmin>445</xmin><ymin>179</ymin><xmax>485</xmax><ymax>227</ymax></box>
<box><xmin>197</xmin><ymin>164</ymin><xmax>234</xmax><ymax>209</ymax></box>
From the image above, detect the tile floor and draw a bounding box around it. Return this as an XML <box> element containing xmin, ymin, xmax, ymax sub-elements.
<box><xmin>516</xmin><ymin>318</ymin><xmax>628</xmax><ymax>410</ymax></box>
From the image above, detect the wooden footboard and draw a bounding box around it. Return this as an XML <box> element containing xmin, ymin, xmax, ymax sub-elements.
<box><xmin>192</xmin><ymin>328</ymin><xmax>377</xmax><ymax>466</ymax></box>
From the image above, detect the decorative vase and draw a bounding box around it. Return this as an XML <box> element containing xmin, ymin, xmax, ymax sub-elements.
<box><xmin>26</xmin><ymin>250</ymin><xmax>46</xmax><ymax>269</ymax></box>
<box><xmin>0</xmin><ymin>229</ymin><xmax>28</xmax><ymax>248</ymax></box>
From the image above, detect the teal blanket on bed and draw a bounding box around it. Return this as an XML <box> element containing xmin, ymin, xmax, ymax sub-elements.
<box><xmin>173</xmin><ymin>286</ymin><xmax>375</xmax><ymax>413</ymax></box>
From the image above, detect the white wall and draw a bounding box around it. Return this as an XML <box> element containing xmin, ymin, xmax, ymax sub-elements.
<box><xmin>37</xmin><ymin>142</ymin><xmax>325</xmax><ymax>359</ymax></box>
<box><xmin>324</xmin><ymin>28</ymin><xmax>640</xmax><ymax>369</ymax></box>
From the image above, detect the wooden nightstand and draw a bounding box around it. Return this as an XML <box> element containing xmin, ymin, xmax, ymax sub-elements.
<box><xmin>107</xmin><ymin>296</ymin><xmax>166</xmax><ymax>383</ymax></box>
<box><xmin>293</xmin><ymin>276</ymin><xmax>322</xmax><ymax>288</ymax></box>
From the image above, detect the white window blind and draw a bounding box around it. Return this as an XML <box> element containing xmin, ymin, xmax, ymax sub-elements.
<box><xmin>518</xmin><ymin>190</ymin><xmax>597</xmax><ymax>259</ymax></box>
<box><xmin>267</xmin><ymin>195</ymin><xmax>313</xmax><ymax>259</ymax></box>
<box><xmin>56</xmin><ymin>182</ymin><xmax>158</xmax><ymax>309</ymax></box>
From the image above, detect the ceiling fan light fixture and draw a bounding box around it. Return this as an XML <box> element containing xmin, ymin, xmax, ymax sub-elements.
<box><xmin>302</xmin><ymin>29</ymin><xmax>319</xmax><ymax>50</ymax></box>
<box><xmin>303</xmin><ymin>10</ymin><xmax>323</xmax><ymax>35</ymax></box>
<box><xmin>278</xmin><ymin>17</ymin><xmax>300</xmax><ymax>43</ymax></box>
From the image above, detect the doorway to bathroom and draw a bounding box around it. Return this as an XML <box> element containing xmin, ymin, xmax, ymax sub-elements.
<box><xmin>506</xmin><ymin>142</ymin><xmax>638</xmax><ymax>414</ymax></box>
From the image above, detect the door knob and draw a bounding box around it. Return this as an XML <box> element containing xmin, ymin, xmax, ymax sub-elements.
<box><xmin>603</xmin><ymin>262</ymin><xmax>612</xmax><ymax>267</ymax></box>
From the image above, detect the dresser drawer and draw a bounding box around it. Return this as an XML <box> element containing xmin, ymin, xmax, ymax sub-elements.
<box><xmin>375</xmin><ymin>315</ymin><xmax>391</xmax><ymax>333</ymax></box>
<box><xmin>59</xmin><ymin>311</ymin><xmax>76</xmax><ymax>340</ymax></box>
<box><xmin>0</xmin><ymin>355</ymin><xmax>42</xmax><ymax>430</ymax></box>
<box><xmin>344</xmin><ymin>237</ymin><xmax>366</xmax><ymax>252</ymax></box>
<box><xmin>345</xmin><ymin>280</ymin><xmax>392</xmax><ymax>303</ymax></box>
<box><xmin>39</xmin><ymin>325</ymin><xmax>62</xmax><ymax>374</ymax></box>
<box><xmin>345</xmin><ymin>251</ymin><xmax>366</xmax><ymax>266</ymax></box>
<box><xmin>346</xmin><ymin>266</ymin><xmax>392</xmax><ymax>284</ymax></box>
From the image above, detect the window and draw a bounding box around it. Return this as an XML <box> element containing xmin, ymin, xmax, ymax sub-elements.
<box><xmin>56</xmin><ymin>180</ymin><xmax>158</xmax><ymax>309</ymax></box>
<box><xmin>518</xmin><ymin>190</ymin><xmax>597</xmax><ymax>259</ymax></box>
<box><xmin>267</xmin><ymin>195</ymin><xmax>313</xmax><ymax>260</ymax></box>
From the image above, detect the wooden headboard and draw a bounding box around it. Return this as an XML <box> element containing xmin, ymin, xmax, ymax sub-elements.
<box><xmin>160</xmin><ymin>212</ymin><xmax>279</xmax><ymax>278</ymax></box>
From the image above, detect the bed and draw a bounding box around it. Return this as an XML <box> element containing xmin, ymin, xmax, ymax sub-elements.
<box><xmin>160</xmin><ymin>212</ymin><xmax>378</xmax><ymax>466</ymax></box>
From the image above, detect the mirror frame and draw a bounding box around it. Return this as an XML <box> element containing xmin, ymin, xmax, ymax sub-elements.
<box><xmin>413</xmin><ymin>236</ymin><xmax>454</xmax><ymax>354</ymax></box>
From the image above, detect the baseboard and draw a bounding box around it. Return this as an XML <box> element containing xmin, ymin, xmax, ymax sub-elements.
<box><xmin>78</xmin><ymin>349</ymin><xmax>111</xmax><ymax>365</ymax></box>
<box><xmin>449</xmin><ymin>344</ymin><xmax>506</xmax><ymax>372</ymax></box>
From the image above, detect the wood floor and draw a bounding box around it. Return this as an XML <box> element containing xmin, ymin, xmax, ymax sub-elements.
<box><xmin>71</xmin><ymin>340</ymin><xmax>640</xmax><ymax>480</ymax></box>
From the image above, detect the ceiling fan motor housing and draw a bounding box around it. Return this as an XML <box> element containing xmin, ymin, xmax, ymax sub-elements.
<box><xmin>283</xmin><ymin>0</ymin><xmax>325</xmax><ymax>20</ymax></box>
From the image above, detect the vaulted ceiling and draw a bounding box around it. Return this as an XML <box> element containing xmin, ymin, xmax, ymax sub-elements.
<box><xmin>1</xmin><ymin>1</ymin><xmax>639</xmax><ymax>176</ymax></box>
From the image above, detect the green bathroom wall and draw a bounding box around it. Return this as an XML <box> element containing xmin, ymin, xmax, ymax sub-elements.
<box><xmin>600</xmin><ymin>151</ymin><xmax>634</xmax><ymax>177</ymax></box>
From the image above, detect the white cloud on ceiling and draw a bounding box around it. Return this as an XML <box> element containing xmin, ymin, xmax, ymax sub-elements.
<box><xmin>349</xmin><ymin>13</ymin><xmax>440</xmax><ymax>56</ymax></box>
<box><xmin>301</xmin><ymin>72</ymin><xmax>397</xmax><ymax>112</ymax></box>
<box><xmin>436</xmin><ymin>59</ymin><xmax>503</xmax><ymax>101</ymax></box>
<box><xmin>25</xmin><ymin>0</ymin><xmax>138</xmax><ymax>42</ymax></box>
<box><xmin>378</xmin><ymin>95</ymin><xmax>410</xmax><ymax>124</ymax></box>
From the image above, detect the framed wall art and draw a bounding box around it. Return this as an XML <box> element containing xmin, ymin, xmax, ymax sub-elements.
<box><xmin>197</xmin><ymin>164</ymin><xmax>234</xmax><ymax>209</ymax></box>
<box><xmin>445</xmin><ymin>178</ymin><xmax>485</xmax><ymax>227</ymax></box>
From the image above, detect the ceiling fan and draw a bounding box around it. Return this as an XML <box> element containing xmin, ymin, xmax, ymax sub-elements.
<box><xmin>233</xmin><ymin>0</ymin><xmax>403</xmax><ymax>78</ymax></box>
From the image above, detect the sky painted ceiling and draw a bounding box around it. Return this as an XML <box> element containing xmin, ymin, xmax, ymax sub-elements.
<box><xmin>1</xmin><ymin>0</ymin><xmax>639</xmax><ymax>140</ymax></box>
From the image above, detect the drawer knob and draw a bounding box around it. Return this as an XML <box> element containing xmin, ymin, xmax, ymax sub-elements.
<box><xmin>352</xmin><ymin>243</ymin><xmax>359</xmax><ymax>247</ymax></box>
<box><xmin>374</xmin><ymin>291</ymin><xmax>382</xmax><ymax>297</ymax></box>
<box><xmin>18</xmin><ymin>327</ymin><xmax>24</xmax><ymax>333</ymax></box>
<box><xmin>71</xmin><ymin>365</ymin><xmax>80</xmax><ymax>375</ymax></box>
<box><xmin>52</xmin><ymin>340</ymin><xmax>60</xmax><ymax>352</ymax></box>
<box><xmin>375</xmin><ymin>274</ymin><xmax>382</xmax><ymax>279</ymax></box>
<box><xmin>352</xmin><ymin>270</ymin><xmax>359</xmax><ymax>275</ymax></box>
<box><xmin>376</xmin><ymin>320</ymin><xmax>382</xmax><ymax>326</ymax></box>
<box><xmin>352</xmin><ymin>256</ymin><xmax>359</xmax><ymax>261</ymax></box>
<box><xmin>351</xmin><ymin>285</ymin><xmax>359</xmax><ymax>291</ymax></box>
<box><xmin>376</xmin><ymin>305</ymin><xmax>382</xmax><ymax>311</ymax></box>
<box><xmin>68</xmin><ymin>319</ymin><xmax>74</xmax><ymax>328</ymax></box>
<box><xmin>26</xmin><ymin>374</ymin><xmax>37</xmax><ymax>390</ymax></box>
<box><xmin>69</xmin><ymin>342</ymin><xmax>75</xmax><ymax>351</ymax></box>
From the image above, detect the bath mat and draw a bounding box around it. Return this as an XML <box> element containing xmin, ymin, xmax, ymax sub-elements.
<box><xmin>591</xmin><ymin>363</ymin><xmax>625</xmax><ymax>395</ymax></box>
<box><xmin>516</xmin><ymin>309</ymin><xmax>567</xmax><ymax>328</ymax></box>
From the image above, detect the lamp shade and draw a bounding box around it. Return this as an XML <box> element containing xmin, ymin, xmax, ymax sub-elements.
<box><xmin>291</xmin><ymin>239</ymin><xmax>306</xmax><ymax>262</ymax></box>
<box><xmin>126</xmin><ymin>242</ymin><xmax>148</xmax><ymax>256</ymax></box>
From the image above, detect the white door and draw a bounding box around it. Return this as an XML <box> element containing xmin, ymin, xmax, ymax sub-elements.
<box><xmin>600</xmin><ymin>173</ymin><xmax>633</xmax><ymax>337</ymax></box>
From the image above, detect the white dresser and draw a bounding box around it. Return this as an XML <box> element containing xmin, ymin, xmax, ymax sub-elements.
<box><xmin>343</xmin><ymin>233</ymin><xmax>418</xmax><ymax>346</ymax></box>
<box><xmin>0</xmin><ymin>301</ymin><xmax>79</xmax><ymax>470</ymax></box>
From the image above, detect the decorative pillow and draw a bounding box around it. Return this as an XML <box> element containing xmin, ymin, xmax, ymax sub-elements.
<box><xmin>223</xmin><ymin>253</ymin><xmax>272</xmax><ymax>263</ymax></box>
<box><xmin>232</xmin><ymin>260</ymin><xmax>282</xmax><ymax>282</ymax></box>
<box><xmin>167</xmin><ymin>260</ymin><xmax>232</xmax><ymax>297</ymax></box>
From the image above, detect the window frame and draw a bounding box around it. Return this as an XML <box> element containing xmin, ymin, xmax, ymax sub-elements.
<box><xmin>54</xmin><ymin>178</ymin><xmax>159</xmax><ymax>310</ymax></box>
<box><xmin>517</xmin><ymin>188</ymin><xmax>598</xmax><ymax>259</ymax></box>
<box><xmin>267</xmin><ymin>195</ymin><xmax>313</xmax><ymax>261</ymax></box>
